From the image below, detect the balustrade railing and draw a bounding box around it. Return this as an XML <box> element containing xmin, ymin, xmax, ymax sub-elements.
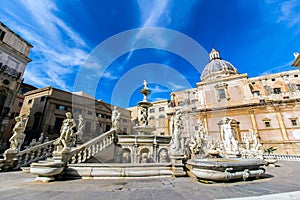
<box><xmin>263</xmin><ymin>154</ymin><xmax>300</xmax><ymax>161</ymax></box>
<box><xmin>15</xmin><ymin>140</ymin><xmax>55</xmax><ymax>169</ymax></box>
<box><xmin>68</xmin><ymin>129</ymin><xmax>116</xmax><ymax>164</ymax></box>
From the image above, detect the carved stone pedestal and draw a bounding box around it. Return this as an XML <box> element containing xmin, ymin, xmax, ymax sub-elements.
<box><xmin>0</xmin><ymin>149</ymin><xmax>18</xmax><ymax>171</ymax></box>
<box><xmin>30</xmin><ymin>150</ymin><xmax>68</xmax><ymax>182</ymax></box>
<box><xmin>170</xmin><ymin>154</ymin><xmax>186</xmax><ymax>177</ymax></box>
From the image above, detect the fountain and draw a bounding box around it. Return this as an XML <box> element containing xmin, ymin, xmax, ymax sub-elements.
<box><xmin>186</xmin><ymin>118</ymin><xmax>266</xmax><ymax>182</ymax></box>
<box><xmin>132</xmin><ymin>80</ymin><xmax>156</xmax><ymax>135</ymax></box>
<box><xmin>117</xmin><ymin>80</ymin><xmax>171</xmax><ymax>164</ymax></box>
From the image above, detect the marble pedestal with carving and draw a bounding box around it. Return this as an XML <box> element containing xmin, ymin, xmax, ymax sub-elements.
<box><xmin>0</xmin><ymin>149</ymin><xmax>18</xmax><ymax>171</ymax></box>
<box><xmin>30</xmin><ymin>151</ymin><xmax>67</xmax><ymax>182</ymax></box>
<box><xmin>170</xmin><ymin>154</ymin><xmax>186</xmax><ymax>177</ymax></box>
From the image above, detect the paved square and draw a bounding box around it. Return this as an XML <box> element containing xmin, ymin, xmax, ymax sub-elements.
<box><xmin>0</xmin><ymin>161</ymin><xmax>300</xmax><ymax>200</ymax></box>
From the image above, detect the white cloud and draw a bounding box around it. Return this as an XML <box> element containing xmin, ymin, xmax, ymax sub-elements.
<box><xmin>0</xmin><ymin>1</ymin><xmax>90</xmax><ymax>91</ymax></box>
<box><xmin>101</xmin><ymin>71</ymin><xmax>119</xmax><ymax>80</ymax></box>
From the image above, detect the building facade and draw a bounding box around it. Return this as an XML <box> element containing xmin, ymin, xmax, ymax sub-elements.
<box><xmin>171</xmin><ymin>48</ymin><xmax>300</xmax><ymax>154</ymax></box>
<box><xmin>20</xmin><ymin>87</ymin><xmax>132</xmax><ymax>145</ymax></box>
<box><xmin>0</xmin><ymin>22</ymin><xmax>32</xmax><ymax>139</ymax></box>
<box><xmin>1</xmin><ymin>82</ymin><xmax>36</xmax><ymax>148</ymax></box>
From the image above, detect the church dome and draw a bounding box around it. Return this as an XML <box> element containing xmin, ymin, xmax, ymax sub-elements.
<box><xmin>200</xmin><ymin>48</ymin><xmax>238</xmax><ymax>82</ymax></box>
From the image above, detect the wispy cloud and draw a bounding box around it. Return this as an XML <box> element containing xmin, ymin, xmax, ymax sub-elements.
<box><xmin>266</xmin><ymin>0</ymin><xmax>300</xmax><ymax>34</ymax></box>
<box><xmin>0</xmin><ymin>1</ymin><xmax>90</xmax><ymax>91</ymax></box>
<box><xmin>102</xmin><ymin>71</ymin><xmax>119</xmax><ymax>80</ymax></box>
<box><xmin>149</xmin><ymin>97</ymin><xmax>167</xmax><ymax>102</ymax></box>
<box><xmin>168</xmin><ymin>82</ymin><xmax>187</xmax><ymax>91</ymax></box>
<box><xmin>260</xmin><ymin>60</ymin><xmax>295</xmax><ymax>76</ymax></box>
<box><xmin>149</xmin><ymin>84</ymin><xmax>170</xmax><ymax>93</ymax></box>
<box><xmin>137</xmin><ymin>0</ymin><xmax>171</xmax><ymax>27</ymax></box>
<box><xmin>121</xmin><ymin>0</ymin><xmax>197</xmax><ymax>67</ymax></box>
<box><xmin>277</xmin><ymin>0</ymin><xmax>300</xmax><ymax>29</ymax></box>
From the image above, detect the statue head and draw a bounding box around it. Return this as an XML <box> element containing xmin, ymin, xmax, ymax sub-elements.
<box><xmin>66</xmin><ymin>112</ymin><xmax>72</xmax><ymax>118</ymax></box>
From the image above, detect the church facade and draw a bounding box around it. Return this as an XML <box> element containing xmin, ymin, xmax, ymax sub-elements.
<box><xmin>170</xmin><ymin>48</ymin><xmax>300</xmax><ymax>154</ymax></box>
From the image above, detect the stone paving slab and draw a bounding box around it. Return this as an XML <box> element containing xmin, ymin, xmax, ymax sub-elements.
<box><xmin>0</xmin><ymin>161</ymin><xmax>300</xmax><ymax>200</ymax></box>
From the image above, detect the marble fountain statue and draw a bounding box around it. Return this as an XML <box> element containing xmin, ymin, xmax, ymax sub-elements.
<box><xmin>186</xmin><ymin>118</ymin><xmax>266</xmax><ymax>182</ymax></box>
<box><xmin>29</xmin><ymin>80</ymin><xmax>174</xmax><ymax>181</ymax></box>
<box><xmin>26</xmin><ymin>80</ymin><xmax>267</xmax><ymax>182</ymax></box>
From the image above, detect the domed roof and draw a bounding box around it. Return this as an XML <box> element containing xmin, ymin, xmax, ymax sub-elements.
<box><xmin>200</xmin><ymin>48</ymin><xmax>238</xmax><ymax>82</ymax></box>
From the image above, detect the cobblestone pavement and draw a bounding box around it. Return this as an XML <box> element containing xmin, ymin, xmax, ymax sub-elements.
<box><xmin>0</xmin><ymin>161</ymin><xmax>300</xmax><ymax>200</ymax></box>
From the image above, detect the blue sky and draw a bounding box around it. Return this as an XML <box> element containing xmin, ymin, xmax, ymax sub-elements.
<box><xmin>1</xmin><ymin>0</ymin><xmax>299</xmax><ymax>107</ymax></box>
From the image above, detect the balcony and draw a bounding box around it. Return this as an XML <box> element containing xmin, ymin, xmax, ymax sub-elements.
<box><xmin>0</xmin><ymin>63</ymin><xmax>21</xmax><ymax>79</ymax></box>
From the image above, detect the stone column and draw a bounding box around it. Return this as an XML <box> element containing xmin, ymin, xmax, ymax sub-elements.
<box><xmin>201</xmin><ymin>114</ymin><xmax>209</xmax><ymax>136</ymax></box>
<box><xmin>249</xmin><ymin>109</ymin><xmax>258</xmax><ymax>133</ymax></box>
<box><xmin>275</xmin><ymin>107</ymin><xmax>289</xmax><ymax>141</ymax></box>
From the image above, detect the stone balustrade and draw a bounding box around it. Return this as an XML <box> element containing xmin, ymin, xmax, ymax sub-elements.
<box><xmin>263</xmin><ymin>154</ymin><xmax>300</xmax><ymax>161</ymax></box>
<box><xmin>15</xmin><ymin>140</ymin><xmax>55</xmax><ymax>169</ymax></box>
<box><xmin>0</xmin><ymin>140</ymin><xmax>55</xmax><ymax>171</ymax></box>
<box><xmin>68</xmin><ymin>129</ymin><xmax>116</xmax><ymax>164</ymax></box>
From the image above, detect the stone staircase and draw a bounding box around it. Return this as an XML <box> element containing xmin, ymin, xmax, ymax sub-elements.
<box><xmin>29</xmin><ymin>129</ymin><xmax>117</xmax><ymax>181</ymax></box>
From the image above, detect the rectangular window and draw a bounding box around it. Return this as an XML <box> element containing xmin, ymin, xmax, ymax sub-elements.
<box><xmin>291</xmin><ymin>119</ymin><xmax>298</xmax><ymax>126</ymax></box>
<box><xmin>195</xmin><ymin>126</ymin><xmax>198</xmax><ymax>131</ymax></box>
<box><xmin>56</xmin><ymin>105</ymin><xmax>66</xmax><ymax>110</ymax></box>
<box><xmin>40</xmin><ymin>96</ymin><xmax>45</xmax><ymax>102</ymax></box>
<box><xmin>28</xmin><ymin>99</ymin><xmax>32</xmax><ymax>104</ymax></box>
<box><xmin>74</xmin><ymin>108</ymin><xmax>82</xmax><ymax>113</ymax></box>
<box><xmin>252</xmin><ymin>91</ymin><xmax>260</xmax><ymax>96</ymax></box>
<box><xmin>18</xmin><ymin>102</ymin><xmax>23</xmax><ymax>107</ymax></box>
<box><xmin>265</xmin><ymin>121</ymin><xmax>271</xmax><ymax>128</ymax></box>
<box><xmin>159</xmin><ymin>107</ymin><xmax>164</xmax><ymax>111</ymax></box>
<box><xmin>159</xmin><ymin>115</ymin><xmax>165</xmax><ymax>119</ymax></box>
<box><xmin>149</xmin><ymin>108</ymin><xmax>155</xmax><ymax>113</ymax></box>
<box><xmin>87</xmin><ymin>110</ymin><xmax>93</xmax><ymax>115</ymax></box>
<box><xmin>191</xmin><ymin>100</ymin><xmax>197</xmax><ymax>104</ymax></box>
<box><xmin>219</xmin><ymin>89</ymin><xmax>226</xmax><ymax>99</ymax></box>
<box><xmin>273</xmin><ymin>88</ymin><xmax>281</xmax><ymax>94</ymax></box>
<box><xmin>54</xmin><ymin>118</ymin><xmax>64</xmax><ymax>131</ymax></box>
<box><xmin>178</xmin><ymin>102</ymin><xmax>184</xmax><ymax>106</ymax></box>
<box><xmin>0</xmin><ymin>30</ymin><xmax>5</xmax><ymax>41</ymax></box>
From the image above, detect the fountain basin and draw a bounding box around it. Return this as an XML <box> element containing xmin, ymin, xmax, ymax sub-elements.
<box><xmin>66</xmin><ymin>163</ymin><xmax>173</xmax><ymax>179</ymax></box>
<box><xmin>30</xmin><ymin>161</ymin><xmax>64</xmax><ymax>182</ymax></box>
<box><xmin>187</xmin><ymin>158</ymin><xmax>266</xmax><ymax>181</ymax></box>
